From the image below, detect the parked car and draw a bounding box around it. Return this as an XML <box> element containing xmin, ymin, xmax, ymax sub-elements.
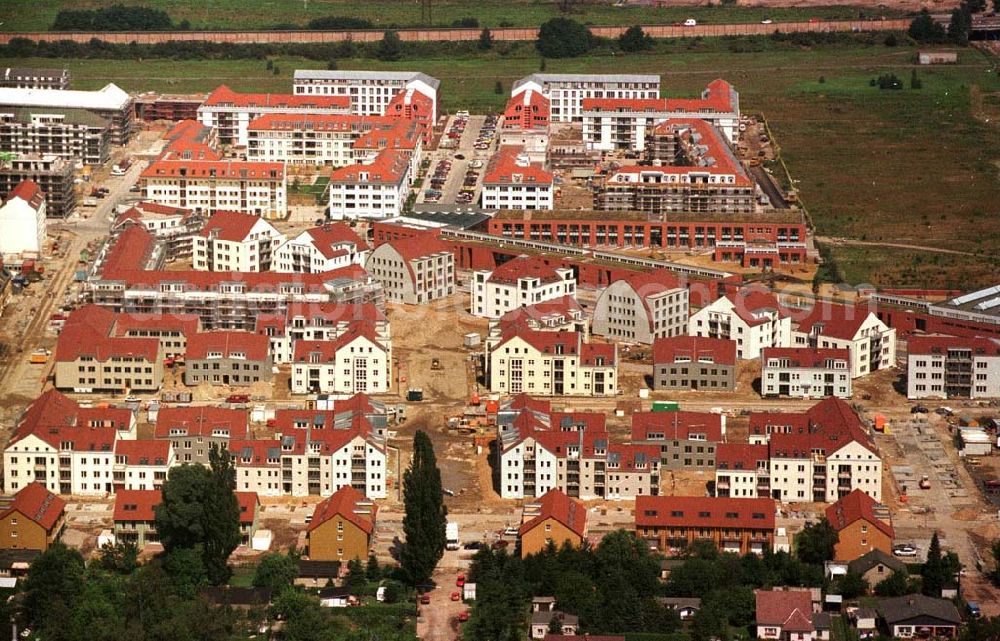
<box><xmin>761</xmin><ymin>18</ymin><xmax>773</xmax><ymax>24</ymax></box>
<box><xmin>419</xmin><ymin>594</ymin><xmax>431</xmax><ymax>605</ymax></box>
<box><xmin>458</xmin><ymin>611</ymin><xmax>470</xmax><ymax>623</ymax></box>
<box><xmin>893</xmin><ymin>544</ymin><xmax>918</xmax><ymax>557</ymax></box>
<box><xmin>450</xmin><ymin>591</ymin><xmax>461</xmax><ymax>602</ymax></box>
<box><xmin>456</xmin><ymin>574</ymin><xmax>465</xmax><ymax>587</ymax></box>
<box><xmin>911</xmin><ymin>405</ymin><xmax>929</xmax><ymax>414</ymax></box>
<box><xmin>683</xmin><ymin>18</ymin><xmax>697</xmax><ymax>26</ymax></box>
<box><xmin>463</xmin><ymin>541</ymin><xmax>484</xmax><ymax>550</ymax></box>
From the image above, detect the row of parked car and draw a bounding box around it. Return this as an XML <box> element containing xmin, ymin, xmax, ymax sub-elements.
<box><xmin>474</xmin><ymin>114</ymin><xmax>499</xmax><ymax>150</ymax></box>
<box><xmin>439</xmin><ymin>111</ymin><xmax>470</xmax><ymax>150</ymax></box>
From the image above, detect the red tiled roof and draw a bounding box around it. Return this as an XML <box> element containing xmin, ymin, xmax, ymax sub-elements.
<box><xmin>112</xmin><ymin>201</ymin><xmax>194</xmax><ymax>230</ymax></box>
<box><xmin>519</xmin><ymin>489</ymin><xmax>586</xmax><ymax>538</ymax></box>
<box><xmin>755</xmin><ymin>589</ymin><xmax>813</xmax><ymax>631</ymax></box>
<box><xmin>581</xmin><ymin>341</ymin><xmax>616</xmax><ymax>366</ymax></box>
<box><xmin>330</xmin><ymin>148</ymin><xmax>410</xmax><ymax>184</ymax></box>
<box><xmin>5</xmin><ymin>179</ymin><xmax>45</xmax><ymax>210</ymax></box>
<box><xmin>795</xmin><ymin>303</ymin><xmax>879</xmax><ymax>341</ymax></box>
<box><xmin>292</xmin><ymin>325</ymin><xmax>385</xmax><ymax>363</ymax></box>
<box><xmin>907</xmin><ymin>335</ymin><xmax>1000</xmax><ymax>356</ymax></box>
<box><xmin>300</xmin><ymin>223</ymin><xmax>367</xmax><ymax>259</ymax></box>
<box><xmin>825</xmin><ymin>489</ymin><xmax>893</xmax><ymax>539</ymax></box>
<box><xmin>665</xmin><ymin>79</ymin><xmax>736</xmax><ymax>113</ymax></box>
<box><xmin>283</xmin><ymin>301</ymin><xmax>385</xmax><ymax>325</ymax></box>
<box><xmin>636</xmin><ymin>495</ymin><xmax>775</xmax><ymax>530</ymax></box>
<box><xmin>247</xmin><ymin>113</ymin><xmax>392</xmax><ymax>132</ymax></box>
<box><xmin>653</xmin><ymin>336</ymin><xmax>737</xmax><ymax>367</ymax></box>
<box><xmin>308</xmin><ymin>485</ymin><xmax>376</xmax><ymax>534</ymax></box>
<box><xmin>200</xmin><ymin>210</ymin><xmax>273</xmax><ymax>242</ymax></box>
<box><xmin>498</xmin><ymin>328</ymin><xmax>581</xmax><ymax>356</ymax></box>
<box><xmin>186</xmin><ymin>331</ymin><xmax>270</xmax><ymax>361</ymax></box>
<box><xmin>498</xmin><ymin>296</ymin><xmax>583</xmax><ymax>329</ymax></box>
<box><xmin>142</xmin><ymin>159</ymin><xmax>284</xmax><ymax>180</ymax></box>
<box><xmin>607</xmin><ymin>442</ymin><xmax>661</xmax><ymax>472</ymax></box>
<box><xmin>231</xmin><ymin>439</ymin><xmax>281</xmax><ymax>467</ymax></box>
<box><xmin>488</xmin><ymin>256</ymin><xmax>567</xmax><ymax>286</ymax></box>
<box><xmin>502</xmin><ymin>89</ymin><xmax>550</xmax><ymax>130</ymax></box>
<box><xmin>270</xmin><ymin>409</ymin><xmax>378</xmax><ymax>457</ymax></box>
<box><xmin>113</xmin><ymin>489</ymin><xmax>160</xmax><ymax>522</ymax></box>
<box><xmin>581</xmin><ymin>97</ymin><xmax>669</xmax><ymax>112</ymax></box>
<box><xmin>203</xmin><ymin>85</ymin><xmax>349</xmax><ymax>110</ymax></box>
<box><xmin>100</xmin><ymin>225</ymin><xmax>156</xmax><ymax>275</ymax></box>
<box><xmin>351</xmin><ymin>118</ymin><xmax>422</xmax><ymax>152</ymax></box>
<box><xmin>154</xmin><ymin>406</ymin><xmax>248</xmax><ymax>439</ymax></box>
<box><xmin>9</xmin><ymin>390</ymin><xmax>130</xmax><ymax>450</ymax></box>
<box><xmin>715</xmin><ymin>443</ymin><xmax>769</xmax><ymax>471</ymax></box>
<box><xmin>630</xmin><ymin>410</ymin><xmax>723</xmax><ymax>442</ymax></box>
<box><xmin>762</xmin><ymin>347</ymin><xmax>850</xmax><ymax>368</ymax></box>
<box><xmin>723</xmin><ymin>287</ymin><xmax>790</xmax><ymax>327</ymax></box>
<box><xmin>114</xmin><ymin>439</ymin><xmax>171</xmax><ymax>465</ymax></box>
<box><xmin>378</xmin><ymin>235</ymin><xmax>452</xmax><ymax>286</ymax></box>
<box><xmin>483</xmin><ymin>146</ymin><xmax>553</xmax><ymax>185</ymax></box>
<box><xmin>1</xmin><ymin>483</ymin><xmax>65</xmax><ymax>531</ymax></box>
<box><xmin>54</xmin><ymin>305</ymin><xmax>160</xmax><ymax>364</ymax></box>
<box><xmin>237</xmin><ymin>491</ymin><xmax>259</xmax><ymax>524</ymax></box>
<box><xmin>112</xmin><ymin>313</ymin><xmax>201</xmax><ymax>339</ymax></box>
<box><xmin>751</xmin><ymin>398</ymin><xmax>874</xmax><ymax>456</ymax></box>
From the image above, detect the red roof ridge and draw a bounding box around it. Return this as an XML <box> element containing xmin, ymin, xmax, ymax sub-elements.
<box><xmin>308</xmin><ymin>485</ymin><xmax>376</xmax><ymax>534</ymax></box>
<box><xmin>1</xmin><ymin>483</ymin><xmax>65</xmax><ymax>530</ymax></box>
<box><xmin>518</xmin><ymin>489</ymin><xmax>586</xmax><ymax>538</ymax></box>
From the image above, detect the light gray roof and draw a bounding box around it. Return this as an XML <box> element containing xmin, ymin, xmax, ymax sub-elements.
<box><xmin>294</xmin><ymin>69</ymin><xmax>440</xmax><ymax>90</ymax></box>
<box><xmin>0</xmin><ymin>84</ymin><xmax>130</xmax><ymax>110</ymax></box>
<box><xmin>514</xmin><ymin>73</ymin><xmax>660</xmax><ymax>91</ymax></box>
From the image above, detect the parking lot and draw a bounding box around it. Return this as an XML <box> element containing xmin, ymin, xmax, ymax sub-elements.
<box><xmin>419</xmin><ymin>113</ymin><xmax>498</xmax><ymax>206</ymax></box>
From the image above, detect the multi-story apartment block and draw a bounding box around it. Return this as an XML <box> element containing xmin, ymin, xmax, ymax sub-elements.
<box><xmin>192</xmin><ymin>210</ymin><xmax>285</xmax><ymax>272</ymax></box>
<box><xmin>503</xmin><ymin>88</ymin><xmax>550</xmax><ymax>132</ymax></box>
<box><xmin>714</xmin><ymin>443</ymin><xmax>770</xmax><ymax>499</ymax></box>
<box><xmin>652</xmin><ymin>336</ymin><xmax>737</xmax><ymax>391</ymax></box>
<box><xmin>3</xmin><ymin>390</ymin><xmax>136</xmax><ymax>496</ymax></box>
<box><xmin>134</xmin><ymin>92</ymin><xmax>207</xmax><ymax>122</ymax></box>
<box><xmin>53</xmin><ymin>305</ymin><xmax>164</xmax><ymax>393</ymax></box>
<box><xmin>472</xmin><ymin>256</ymin><xmax>576</xmax><ymax>319</ymax></box>
<box><xmin>630</xmin><ymin>410</ymin><xmax>723</xmax><ymax>469</ymax></box>
<box><xmin>592</xmin><ymin>269</ymin><xmax>689</xmax><ymax>344</ymax></box>
<box><xmin>0</xmin><ymin>108</ymin><xmax>110</xmax><ymax>165</ymax></box>
<box><xmin>0</xmin><ymin>179</ymin><xmax>47</xmax><ymax>258</ymax></box>
<box><xmin>154</xmin><ymin>406</ymin><xmax>249</xmax><ymax>466</ymax></box>
<box><xmin>0</xmin><ymin>68</ymin><xmax>70</xmax><ymax>90</ymax></box>
<box><xmin>907</xmin><ymin>335</ymin><xmax>1000</xmax><ymax>400</ymax></box>
<box><xmin>689</xmin><ymin>288</ymin><xmax>792</xmax><ymax>360</ymax></box>
<box><xmin>230</xmin><ymin>439</ymin><xmax>281</xmax><ymax>497</ymax></box>
<box><xmin>364</xmin><ymin>235</ymin><xmax>454</xmax><ymax>305</ymax></box>
<box><xmin>160</xmin><ymin>118</ymin><xmax>220</xmax><ymax>161</ymax></box>
<box><xmin>255</xmin><ymin>302</ymin><xmax>389</xmax><ymax>365</ymax></box>
<box><xmin>635</xmin><ymin>495</ymin><xmax>775</xmax><ymax>556</ymax></box>
<box><xmin>512</xmin><ymin>73</ymin><xmax>660</xmax><ymax>123</ymax></box>
<box><xmin>290</xmin><ymin>327</ymin><xmax>389</xmax><ymax>395</ymax></box>
<box><xmin>112</xmin><ymin>440</ymin><xmax>173</xmax><ymax>491</ymax></box>
<box><xmin>247</xmin><ymin>113</ymin><xmax>386</xmax><ymax>166</ymax></box>
<box><xmin>581</xmin><ymin>79</ymin><xmax>741</xmax><ymax>148</ymax></box>
<box><xmin>486</xmin><ymin>296</ymin><xmax>588</xmax><ymax>351</ymax></box>
<box><xmin>109</xmin><ymin>313</ymin><xmax>200</xmax><ymax>361</ymax></box>
<box><xmin>761</xmin><ymin>347</ymin><xmax>852</xmax><ymax>399</ymax></box>
<box><xmin>197</xmin><ymin>85</ymin><xmax>350</xmax><ymax>147</ymax></box>
<box><xmin>293</xmin><ymin>70</ymin><xmax>440</xmax><ymax>122</ymax></box>
<box><xmin>481</xmin><ymin>146</ymin><xmax>554</xmax><ymax>211</ymax></box>
<box><xmin>329</xmin><ymin>148</ymin><xmax>412</xmax><ymax>220</ymax></box>
<box><xmin>488</xmin><ymin>329</ymin><xmax>617</xmax><ymax>396</ymax></box>
<box><xmin>595</xmin><ymin>120</ymin><xmax>754</xmax><ymax>215</ymax></box>
<box><xmin>826</xmin><ymin>489</ymin><xmax>894</xmax><ymax>562</ymax></box>
<box><xmin>267</xmin><ymin>409</ymin><xmax>387</xmax><ymax>498</ymax></box>
<box><xmin>111</xmin><ymin>201</ymin><xmax>204</xmax><ymax>260</ymax></box>
<box><xmin>0</xmin><ymin>83</ymin><xmax>134</xmax><ymax>144</ymax></box>
<box><xmin>792</xmin><ymin>304</ymin><xmax>896</xmax><ymax>379</ymax></box>
<box><xmin>273</xmin><ymin>224</ymin><xmax>369</xmax><ymax>274</ymax></box>
<box><xmin>605</xmin><ymin>443</ymin><xmax>662</xmax><ymax>500</ymax></box>
<box><xmin>0</xmin><ymin>154</ymin><xmax>76</xmax><ymax>217</ymax></box>
<box><xmin>141</xmin><ymin>159</ymin><xmax>287</xmax><ymax>220</ymax></box>
<box><xmin>715</xmin><ymin>398</ymin><xmax>882</xmax><ymax>503</ymax></box>
<box><xmin>183</xmin><ymin>331</ymin><xmax>273</xmax><ymax>387</ymax></box>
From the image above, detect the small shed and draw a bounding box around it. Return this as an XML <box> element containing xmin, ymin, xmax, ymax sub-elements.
<box><xmin>318</xmin><ymin>586</ymin><xmax>354</xmax><ymax>608</ymax></box>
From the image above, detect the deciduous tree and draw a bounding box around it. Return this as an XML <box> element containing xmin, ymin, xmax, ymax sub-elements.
<box><xmin>536</xmin><ymin>18</ymin><xmax>594</xmax><ymax>58</ymax></box>
<box><xmin>795</xmin><ymin>518</ymin><xmax>838</xmax><ymax>565</ymax></box>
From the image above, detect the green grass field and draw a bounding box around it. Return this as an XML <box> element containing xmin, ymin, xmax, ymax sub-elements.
<box><xmin>3</xmin><ymin>0</ymin><xmax>902</xmax><ymax>32</ymax></box>
<box><xmin>2</xmin><ymin>37</ymin><xmax>998</xmax><ymax>288</ymax></box>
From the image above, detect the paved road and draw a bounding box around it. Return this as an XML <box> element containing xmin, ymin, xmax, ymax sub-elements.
<box><xmin>0</xmin><ymin>19</ymin><xmax>912</xmax><ymax>44</ymax></box>
<box><xmin>749</xmin><ymin>165</ymin><xmax>789</xmax><ymax>209</ymax></box>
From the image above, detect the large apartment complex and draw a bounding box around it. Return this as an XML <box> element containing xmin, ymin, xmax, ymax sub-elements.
<box><xmin>472</xmin><ymin>256</ymin><xmax>576</xmax><ymax>319</ymax></box>
<box><xmin>293</xmin><ymin>70</ymin><xmax>440</xmax><ymax>122</ymax></box>
<box><xmin>906</xmin><ymin>335</ymin><xmax>1000</xmax><ymax>399</ymax></box>
<box><xmin>591</xmin><ymin>270</ymin><xmax>689</xmax><ymax>344</ymax></box>
<box><xmin>0</xmin><ymin>83</ymin><xmax>134</xmax><ymax>144</ymax></box>
<box><xmin>488</xmin><ymin>329</ymin><xmax>617</xmax><ymax>396</ymax></box>
<box><xmin>511</xmin><ymin>73</ymin><xmax>661</xmax><ymax>123</ymax></box>
<box><xmin>0</xmin><ymin>108</ymin><xmax>111</xmax><ymax>165</ymax></box>
<box><xmin>141</xmin><ymin>159</ymin><xmax>288</xmax><ymax>220</ymax></box>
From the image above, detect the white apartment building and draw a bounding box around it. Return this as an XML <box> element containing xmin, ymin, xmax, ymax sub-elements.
<box><xmin>591</xmin><ymin>269</ymin><xmax>689</xmax><ymax>344</ymax></box>
<box><xmin>511</xmin><ymin>73</ymin><xmax>660</xmax><ymax>123</ymax></box>
<box><xmin>3</xmin><ymin>390</ymin><xmax>137</xmax><ymax>496</ymax></box>
<box><xmin>256</xmin><ymin>302</ymin><xmax>390</xmax><ymax>365</ymax></box>
<box><xmin>364</xmin><ymin>236</ymin><xmax>454</xmax><ymax>305</ymax></box>
<box><xmin>230</xmin><ymin>439</ymin><xmax>282</xmax><ymax>497</ymax></box>
<box><xmin>329</xmin><ymin>149</ymin><xmax>411</xmax><ymax>220</ymax></box>
<box><xmin>113</xmin><ymin>440</ymin><xmax>174</xmax><ymax>491</ymax></box>
<box><xmin>481</xmin><ymin>146</ymin><xmax>554</xmax><ymax>211</ymax></box>
<box><xmin>0</xmin><ymin>82</ymin><xmax>134</xmax><ymax>144</ymax></box>
<box><xmin>193</xmin><ymin>210</ymin><xmax>285</xmax><ymax>272</ymax></box>
<box><xmin>488</xmin><ymin>330</ymin><xmax>617</xmax><ymax>396</ymax></box>
<box><xmin>907</xmin><ymin>335</ymin><xmax>1000</xmax><ymax>400</ymax></box>
<box><xmin>290</xmin><ymin>329</ymin><xmax>389</xmax><ymax>395</ymax></box>
<box><xmin>0</xmin><ymin>179</ymin><xmax>46</xmax><ymax>258</ymax></box>
<box><xmin>792</xmin><ymin>305</ymin><xmax>897</xmax><ymax>379</ymax></box>
<box><xmin>761</xmin><ymin>347</ymin><xmax>852</xmax><ymax>399</ymax></box>
<box><xmin>273</xmin><ymin>224</ymin><xmax>368</xmax><ymax>274</ymax></box>
<box><xmin>141</xmin><ymin>159</ymin><xmax>287</xmax><ymax>220</ymax></box>
<box><xmin>0</xmin><ymin>108</ymin><xmax>110</xmax><ymax>165</ymax></box>
<box><xmin>472</xmin><ymin>256</ymin><xmax>575</xmax><ymax>319</ymax></box>
<box><xmin>581</xmin><ymin>79</ymin><xmax>741</xmax><ymax>148</ymax></box>
<box><xmin>247</xmin><ymin>114</ymin><xmax>382</xmax><ymax>166</ymax></box>
<box><xmin>197</xmin><ymin>85</ymin><xmax>350</xmax><ymax>147</ymax></box>
<box><xmin>714</xmin><ymin>443</ymin><xmax>770</xmax><ymax>499</ymax></box>
<box><xmin>293</xmin><ymin>70</ymin><xmax>440</xmax><ymax>121</ymax></box>
<box><xmin>689</xmin><ymin>289</ymin><xmax>792</xmax><ymax>360</ymax></box>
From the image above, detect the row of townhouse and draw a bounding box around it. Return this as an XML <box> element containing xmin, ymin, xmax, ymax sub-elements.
<box><xmin>580</xmin><ymin>79</ymin><xmax>741</xmax><ymax>148</ymax></box>
<box><xmin>85</xmin><ymin>225</ymin><xmax>384</xmax><ymax>331</ymax></box>
<box><xmin>497</xmin><ymin>395</ymin><xmax>659</xmax><ymax>500</ymax></box>
<box><xmin>594</xmin><ymin>119</ymin><xmax>755</xmax><ymax>215</ymax></box>
<box><xmin>3</xmin><ymin>390</ymin><xmax>389</xmax><ymax>500</ymax></box>
<box><xmin>715</xmin><ymin>397</ymin><xmax>882</xmax><ymax>503</ymax></box>
<box><xmin>113</xmin><ymin>489</ymin><xmax>260</xmax><ymax>548</ymax></box>
<box><xmin>472</xmin><ymin>256</ymin><xmax>576</xmax><ymax>320</ymax></box>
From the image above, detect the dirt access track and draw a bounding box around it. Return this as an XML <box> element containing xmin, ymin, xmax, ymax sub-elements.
<box><xmin>0</xmin><ymin>18</ymin><xmax>911</xmax><ymax>45</ymax></box>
